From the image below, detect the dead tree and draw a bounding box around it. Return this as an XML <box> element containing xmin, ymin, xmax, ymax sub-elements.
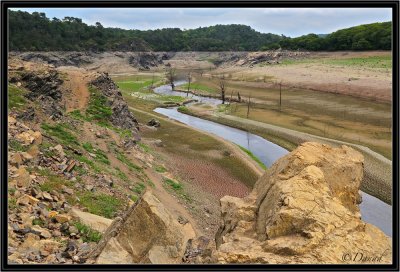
<box><xmin>247</xmin><ymin>93</ymin><xmax>251</xmax><ymax>118</ymax></box>
<box><xmin>150</xmin><ymin>72</ymin><xmax>155</xmax><ymax>89</ymax></box>
<box><xmin>165</xmin><ymin>66</ymin><xmax>176</xmax><ymax>90</ymax></box>
<box><xmin>186</xmin><ymin>71</ymin><xmax>192</xmax><ymax>97</ymax></box>
<box><xmin>219</xmin><ymin>79</ymin><xmax>226</xmax><ymax>105</ymax></box>
<box><xmin>279</xmin><ymin>80</ymin><xmax>282</xmax><ymax>111</ymax></box>
<box><xmin>237</xmin><ymin>92</ymin><xmax>241</xmax><ymax>103</ymax></box>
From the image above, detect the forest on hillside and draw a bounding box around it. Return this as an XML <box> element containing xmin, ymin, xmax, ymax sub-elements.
<box><xmin>8</xmin><ymin>10</ymin><xmax>392</xmax><ymax>51</ymax></box>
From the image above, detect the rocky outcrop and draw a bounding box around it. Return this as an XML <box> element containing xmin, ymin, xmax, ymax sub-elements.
<box><xmin>213</xmin><ymin>142</ymin><xmax>392</xmax><ymax>264</ymax></box>
<box><xmin>128</xmin><ymin>52</ymin><xmax>166</xmax><ymax>70</ymax></box>
<box><xmin>10</xmin><ymin>69</ymin><xmax>65</xmax><ymax>120</ymax></box>
<box><xmin>91</xmin><ymin>191</ymin><xmax>195</xmax><ymax>264</ymax></box>
<box><xmin>90</xmin><ymin>73</ymin><xmax>140</xmax><ymax>139</ymax></box>
<box><xmin>18</xmin><ymin>52</ymin><xmax>94</xmax><ymax>67</ymax></box>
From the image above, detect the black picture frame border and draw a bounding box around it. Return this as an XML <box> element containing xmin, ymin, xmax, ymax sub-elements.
<box><xmin>1</xmin><ymin>1</ymin><xmax>399</xmax><ymax>271</ymax></box>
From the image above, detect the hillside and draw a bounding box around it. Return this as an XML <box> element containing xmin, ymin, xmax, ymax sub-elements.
<box><xmin>8</xmin><ymin>10</ymin><xmax>391</xmax><ymax>52</ymax></box>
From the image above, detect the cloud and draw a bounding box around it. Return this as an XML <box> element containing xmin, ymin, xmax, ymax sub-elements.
<box><xmin>10</xmin><ymin>7</ymin><xmax>392</xmax><ymax>37</ymax></box>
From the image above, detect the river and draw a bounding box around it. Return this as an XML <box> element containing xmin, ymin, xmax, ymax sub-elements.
<box><xmin>152</xmin><ymin>83</ymin><xmax>392</xmax><ymax>237</ymax></box>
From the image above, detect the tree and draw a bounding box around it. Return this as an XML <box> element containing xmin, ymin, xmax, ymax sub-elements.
<box><xmin>186</xmin><ymin>71</ymin><xmax>192</xmax><ymax>96</ymax></box>
<box><xmin>165</xmin><ymin>66</ymin><xmax>176</xmax><ymax>90</ymax></box>
<box><xmin>247</xmin><ymin>93</ymin><xmax>251</xmax><ymax>118</ymax></box>
<box><xmin>219</xmin><ymin>78</ymin><xmax>226</xmax><ymax>104</ymax></box>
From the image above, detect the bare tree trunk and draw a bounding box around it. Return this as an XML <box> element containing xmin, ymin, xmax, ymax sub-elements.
<box><xmin>237</xmin><ymin>92</ymin><xmax>241</xmax><ymax>103</ymax></box>
<box><xmin>187</xmin><ymin>72</ymin><xmax>192</xmax><ymax>97</ymax></box>
<box><xmin>150</xmin><ymin>72</ymin><xmax>155</xmax><ymax>89</ymax></box>
<box><xmin>279</xmin><ymin>81</ymin><xmax>282</xmax><ymax>111</ymax></box>
<box><xmin>219</xmin><ymin>79</ymin><xmax>226</xmax><ymax>105</ymax></box>
<box><xmin>247</xmin><ymin>93</ymin><xmax>251</xmax><ymax>118</ymax></box>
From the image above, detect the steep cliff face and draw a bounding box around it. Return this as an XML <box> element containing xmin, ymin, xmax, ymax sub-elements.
<box><xmin>213</xmin><ymin>142</ymin><xmax>392</xmax><ymax>264</ymax></box>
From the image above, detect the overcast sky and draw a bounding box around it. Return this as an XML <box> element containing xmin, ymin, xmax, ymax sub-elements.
<box><xmin>11</xmin><ymin>8</ymin><xmax>392</xmax><ymax>37</ymax></box>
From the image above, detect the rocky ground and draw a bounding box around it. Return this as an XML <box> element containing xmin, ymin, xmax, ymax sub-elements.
<box><xmin>6</xmin><ymin>59</ymin><xmax>188</xmax><ymax>264</ymax></box>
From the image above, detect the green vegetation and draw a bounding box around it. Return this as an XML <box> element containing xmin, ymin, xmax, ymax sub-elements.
<box><xmin>32</xmin><ymin>218</ymin><xmax>45</xmax><ymax>227</ymax></box>
<box><xmin>324</xmin><ymin>56</ymin><xmax>392</xmax><ymax>69</ymax></box>
<box><xmin>279</xmin><ymin>22</ymin><xmax>391</xmax><ymax>51</ymax></box>
<box><xmin>177</xmin><ymin>106</ymin><xmax>190</xmax><ymax>114</ymax></box>
<box><xmin>82</xmin><ymin>142</ymin><xmax>110</xmax><ymax>165</ymax></box>
<box><xmin>132</xmin><ymin>182</ymin><xmax>146</xmax><ymax>194</ymax></box>
<box><xmin>86</xmin><ymin>86</ymin><xmax>113</xmax><ymax>125</ymax></box>
<box><xmin>39</xmin><ymin>173</ymin><xmax>75</xmax><ymax>192</ymax></box>
<box><xmin>8</xmin><ymin>198</ymin><xmax>17</xmax><ymax>210</ymax></box>
<box><xmin>41</xmin><ymin>123</ymin><xmax>80</xmax><ymax>146</ymax></box>
<box><xmin>76</xmin><ymin>192</ymin><xmax>125</xmax><ymax>219</ymax></box>
<box><xmin>73</xmin><ymin>154</ymin><xmax>101</xmax><ymax>173</ymax></box>
<box><xmin>281</xmin><ymin>55</ymin><xmax>391</xmax><ymax>69</ymax></box>
<box><xmin>115</xmin><ymin>151</ymin><xmax>142</xmax><ymax>172</ymax></box>
<box><xmin>154</xmin><ymin>165</ymin><xmax>167</xmax><ymax>173</ymax></box>
<box><xmin>115</xmin><ymin>167</ymin><xmax>129</xmax><ymax>182</ymax></box>
<box><xmin>116</xmin><ymin>76</ymin><xmax>162</xmax><ymax>92</ymax></box>
<box><xmin>8</xmin><ymin>84</ymin><xmax>27</xmax><ymax>110</ymax></box>
<box><xmin>164</xmin><ymin>178</ymin><xmax>183</xmax><ymax>191</ymax></box>
<box><xmin>237</xmin><ymin>145</ymin><xmax>267</xmax><ymax>170</ymax></box>
<box><xmin>162</xmin><ymin>178</ymin><xmax>192</xmax><ymax>202</ymax></box>
<box><xmin>9</xmin><ymin>139</ymin><xmax>29</xmax><ymax>152</ymax></box>
<box><xmin>130</xmin><ymin>195</ymin><xmax>138</xmax><ymax>202</ymax></box>
<box><xmin>180</xmin><ymin>83</ymin><xmax>215</xmax><ymax>93</ymax></box>
<box><xmin>138</xmin><ymin>142</ymin><xmax>151</xmax><ymax>153</ymax></box>
<box><xmin>73</xmin><ymin>221</ymin><xmax>102</xmax><ymax>242</ymax></box>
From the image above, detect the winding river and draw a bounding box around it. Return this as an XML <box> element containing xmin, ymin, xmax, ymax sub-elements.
<box><xmin>153</xmin><ymin>82</ymin><xmax>392</xmax><ymax>237</ymax></box>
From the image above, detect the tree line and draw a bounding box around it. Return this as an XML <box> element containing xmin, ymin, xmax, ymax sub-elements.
<box><xmin>8</xmin><ymin>10</ymin><xmax>391</xmax><ymax>52</ymax></box>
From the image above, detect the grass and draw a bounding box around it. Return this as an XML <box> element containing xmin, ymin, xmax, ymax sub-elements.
<box><xmin>8</xmin><ymin>198</ymin><xmax>17</xmax><ymax>210</ymax></box>
<box><xmin>82</xmin><ymin>142</ymin><xmax>110</xmax><ymax>165</ymax></box>
<box><xmin>32</xmin><ymin>218</ymin><xmax>45</xmax><ymax>227</ymax></box>
<box><xmin>164</xmin><ymin>178</ymin><xmax>183</xmax><ymax>191</ymax></box>
<box><xmin>74</xmin><ymin>154</ymin><xmax>102</xmax><ymax>173</ymax></box>
<box><xmin>39</xmin><ymin>172</ymin><xmax>75</xmax><ymax>192</ymax></box>
<box><xmin>154</xmin><ymin>165</ymin><xmax>167</xmax><ymax>173</ymax></box>
<box><xmin>177</xmin><ymin>106</ymin><xmax>190</xmax><ymax>114</ymax></box>
<box><xmin>9</xmin><ymin>139</ymin><xmax>29</xmax><ymax>152</ymax></box>
<box><xmin>138</xmin><ymin>142</ymin><xmax>151</xmax><ymax>153</ymax></box>
<box><xmin>160</xmin><ymin>95</ymin><xmax>186</xmax><ymax>103</ymax></box>
<box><xmin>115</xmin><ymin>75</ymin><xmax>162</xmax><ymax>92</ymax></box>
<box><xmin>8</xmin><ymin>84</ymin><xmax>27</xmax><ymax>110</ymax></box>
<box><xmin>324</xmin><ymin>55</ymin><xmax>392</xmax><ymax>69</ymax></box>
<box><xmin>73</xmin><ymin>221</ymin><xmax>102</xmax><ymax>243</ymax></box>
<box><xmin>132</xmin><ymin>182</ymin><xmax>146</xmax><ymax>194</ymax></box>
<box><xmin>115</xmin><ymin>167</ymin><xmax>129</xmax><ymax>182</ymax></box>
<box><xmin>76</xmin><ymin>192</ymin><xmax>125</xmax><ymax>219</ymax></box>
<box><xmin>162</xmin><ymin>177</ymin><xmax>192</xmax><ymax>203</ymax></box>
<box><xmin>86</xmin><ymin>86</ymin><xmax>113</xmax><ymax>125</ymax></box>
<box><xmin>280</xmin><ymin>55</ymin><xmax>392</xmax><ymax>69</ymax></box>
<box><xmin>115</xmin><ymin>151</ymin><xmax>142</xmax><ymax>172</ymax></box>
<box><xmin>180</xmin><ymin>83</ymin><xmax>216</xmax><ymax>93</ymax></box>
<box><xmin>41</xmin><ymin>123</ymin><xmax>80</xmax><ymax>146</ymax></box>
<box><xmin>237</xmin><ymin>145</ymin><xmax>267</xmax><ymax>170</ymax></box>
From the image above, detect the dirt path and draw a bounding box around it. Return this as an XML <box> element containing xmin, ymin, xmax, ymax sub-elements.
<box><xmin>57</xmin><ymin>66</ymin><xmax>94</xmax><ymax>112</ymax></box>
